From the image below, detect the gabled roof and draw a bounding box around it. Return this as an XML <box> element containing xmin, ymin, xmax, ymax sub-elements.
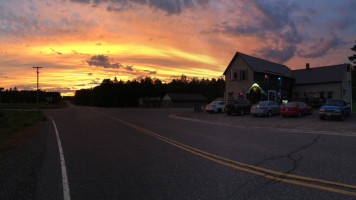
<box><xmin>164</xmin><ymin>93</ymin><xmax>208</xmax><ymax>102</ymax></box>
<box><xmin>223</xmin><ymin>51</ymin><xmax>293</xmax><ymax>78</ymax></box>
<box><xmin>293</xmin><ymin>64</ymin><xmax>348</xmax><ymax>85</ymax></box>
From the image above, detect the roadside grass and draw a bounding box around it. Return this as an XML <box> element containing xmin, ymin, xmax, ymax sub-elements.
<box><xmin>0</xmin><ymin>110</ymin><xmax>47</xmax><ymax>143</ymax></box>
<box><xmin>0</xmin><ymin>101</ymin><xmax>67</xmax><ymax>109</ymax></box>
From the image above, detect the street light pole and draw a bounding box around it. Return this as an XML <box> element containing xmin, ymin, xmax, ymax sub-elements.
<box><xmin>33</xmin><ymin>66</ymin><xmax>42</xmax><ymax>104</ymax></box>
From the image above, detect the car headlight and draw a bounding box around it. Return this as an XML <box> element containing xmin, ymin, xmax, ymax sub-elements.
<box><xmin>319</xmin><ymin>109</ymin><xmax>324</xmax><ymax>112</ymax></box>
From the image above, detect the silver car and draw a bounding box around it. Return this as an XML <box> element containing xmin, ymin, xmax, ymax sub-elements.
<box><xmin>251</xmin><ymin>101</ymin><xmax>280</xmax><ymax>117</ymax></box>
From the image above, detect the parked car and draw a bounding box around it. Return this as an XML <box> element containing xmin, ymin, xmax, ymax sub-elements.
<box><xmin>251</xmin><ymin>101</ymin><xmax>280</xmax><ymax>117</ymax></box>
<box><xmin>280</xmin><ymin>102</ymin><xmax>313</xmax><ymax>117</ymax></box>
<box><xmin>205</xmin><ymin>101</ymin><xmax>226</xmax><ymax>113</ymax></box>
<box><xmin>224</xmin><ymin>99</ymin><xmax>251</xmax><ymax>115</ymax></box>
<box><xmin>319</xmin><ymin>98</ymin><xmax>351</xmax><ymax>120</ymax></box>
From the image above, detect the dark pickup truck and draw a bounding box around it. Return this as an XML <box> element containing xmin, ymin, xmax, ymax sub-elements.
<box><xmin>319</xmin><ymin>98</ymin><xmax>351</xmax><ymax>120</ymax></box>
<box><xmin>224</xmin><ymin>99</ymin><xmax>251</xmax><ymax>115</ymax></box>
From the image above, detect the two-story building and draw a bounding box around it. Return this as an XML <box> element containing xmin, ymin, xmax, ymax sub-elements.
<box><xmin>223</xmin><ymin>51</ymin><xmax>295</xmax><ymax>104</ymax></box>
<box><xmin>224</xmin><ymin>51</ymin><xmax>353</xmax><ymax>105</ymax></box>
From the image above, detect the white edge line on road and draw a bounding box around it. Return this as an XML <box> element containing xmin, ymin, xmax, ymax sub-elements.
<box><xmin>50</xmin><ymin>117</ymin><xmax>71</xmax><ymax>200</ymax></box>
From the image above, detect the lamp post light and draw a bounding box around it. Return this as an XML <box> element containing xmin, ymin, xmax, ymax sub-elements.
<box><xmin>33</xmin><ymin>66</ymin><xmax>42</xmax><ymax>104</ymax></box>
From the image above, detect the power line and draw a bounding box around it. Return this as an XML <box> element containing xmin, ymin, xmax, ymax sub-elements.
<box><xmin>33</xmin><ymin>66</ymin><xmax>43</xmax><ymax>104</ymax></box>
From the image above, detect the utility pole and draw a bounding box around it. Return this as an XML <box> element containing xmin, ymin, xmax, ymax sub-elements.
<box><xmin>33</xmin><ymin>66</ymin><xmax>42</xmax><ymax>104</ymax></box>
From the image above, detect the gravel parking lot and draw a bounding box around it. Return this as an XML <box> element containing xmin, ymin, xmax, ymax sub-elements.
<box><xmin>174</xmin><ymin>110</ymin><xmax>356</xmax><ymax>137</ymax></box>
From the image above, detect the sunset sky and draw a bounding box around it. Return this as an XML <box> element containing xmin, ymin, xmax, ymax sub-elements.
<box><xmin>0</xmin><ymin>0</ymin><xmax>355</xmax><ymax>96</ymax></box>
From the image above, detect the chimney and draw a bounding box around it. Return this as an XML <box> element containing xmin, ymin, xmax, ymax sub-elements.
<box><xmin>306</xmin><ymin>63</ymin><xmax>310</xmax><ymax>70</ymax></box>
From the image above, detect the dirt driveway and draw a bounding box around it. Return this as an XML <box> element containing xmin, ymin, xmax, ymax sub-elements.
<box><xmin>174</xmin><ymin>111</ymin><xmax>356</xmax><ymax>137</ymax></box>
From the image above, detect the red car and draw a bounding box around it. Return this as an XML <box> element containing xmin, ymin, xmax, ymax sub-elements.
<box><xmin>280</xmin><ymin>102</ymin><xmax>313</xmax><ymax>117</ymax></box>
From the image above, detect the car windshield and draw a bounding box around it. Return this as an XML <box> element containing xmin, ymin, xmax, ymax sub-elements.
<box><xmin>285</xmin><ymin>102</ymin><xmax>297</xmax><ymax>107</ymax></box>
<box><xmin>257</xmin><ymin>101</ymin><xmax>268</xmax><ymax>106</ymax></box>
<box><xmin>325</xmin><ymin>99</ymin><xmax>344</xmax><ymax>106</ymax></box>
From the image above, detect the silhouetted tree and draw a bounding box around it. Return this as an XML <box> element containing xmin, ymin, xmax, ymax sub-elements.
<box><xmin>74</xmin><ymin>75</ymin><xmax>225</xmax><ymax>107</ymax></box>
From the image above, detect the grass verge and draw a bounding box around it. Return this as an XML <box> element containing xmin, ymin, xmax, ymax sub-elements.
<box><xmin>0</xmin><ymin>101</ymin><xmax>67</xmax><ymax>109</ymax></box>
<box><xmin>0</xmin><ymin>110</ymin><xmax>47</xmax><ymax>143</ymax></box>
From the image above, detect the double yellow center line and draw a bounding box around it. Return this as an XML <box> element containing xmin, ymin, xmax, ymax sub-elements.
<box><xmin>89</xmin><ymin>108</ymin><xmax>356</xmax><ymax>196</ymax></box>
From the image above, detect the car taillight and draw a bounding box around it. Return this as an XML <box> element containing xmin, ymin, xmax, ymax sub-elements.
<box><xmin>212</xmin><ymin>105</ymin><xmax>216</xmax><ymax>107</ymax></box>
<box><xmin>251</xmin><ymin>106</ymin><xmax>255</xmax><ymax>109</ymax></box>
<box><xmin>260</xmin><ymin>107</ymin><xmax>265</xmax><ymax>110</ymax></box>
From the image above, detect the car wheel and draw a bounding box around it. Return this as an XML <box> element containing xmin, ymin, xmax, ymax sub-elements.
<box><xmin>319</xmin><ymin>116</ymin><xmax>325</xmax><ymax>120</ymax></box>
<box><xmin>227</xmin><ymin>112</ymin><xmax>231</xmax><ymax>115</ymax></box>
<box><xmin>346</xmin><ymin>111</ymin><xmax>350</xmax><ymax>117</ymax></box>
<box><xmin>309</xmin><ymin>109</ymin><xmax>313</xmax><ymax>114</ymax></box>
<box><xmin>340</xmin><ymin>113</ymin><xmax>345</xmax><ymax>121</ymax></box>
<box><xmin>240</xmin><ymin>109</ymin><xmax>244</xmax><ymax>115</ymax></box>
<box><xmin>253</xmin><ymin>114</ymin><xmax>257</xmax><ymax>117</ymax></box>
<box><xmin>268</xmin><ymin>110</ymin><xmax>272</xmax><ymax>117</ymax></box>
<box><xmin>298</xmin><ymin>111</ymin><xmax>302</xmax><ymax>118</ymax></box>
<box><xmin>283</xmin><ymin>114</ymin><xmax>286</xmax><ymax>118</ymax></box>
<box><xmin>218</xmin><ymin>108</ymin><xmax>222</xmax><ymax>113</ymax></box>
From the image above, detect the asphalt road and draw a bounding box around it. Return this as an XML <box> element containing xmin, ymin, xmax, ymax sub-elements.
<box><xmin>1</xmin><ymin>104</ymin><xmax>356</xmax><ymax>199</ymax></box>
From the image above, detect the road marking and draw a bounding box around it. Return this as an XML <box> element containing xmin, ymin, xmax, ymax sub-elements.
<box><xmin>88</xmin><ymin>108</ymin><xmax>356</xmax><ymax>196</ymax></box>
<box><xmin>170</xmin><ymin>114</ymin><xmax>356</xmax><ymax>137</ymax></box>
<box><xmin>50</xmin><ymin>117</ymin><xmax>71</xmax><ymax>200</ymax></box>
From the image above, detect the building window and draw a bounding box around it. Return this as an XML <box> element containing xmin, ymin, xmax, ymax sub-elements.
<box><xmin>278</xmin><ymin>76</ymin><xmax>282</xmax><ymax>86</ymax></box>
<box><xmin>319</xmin><ymin>92</ymin><xmax>324</xmax><ymax>99</ymax></box>
<box><xmin>327</xmin><ymin>91</ymin><xmax>332</xmax><ymax>98</ymax></box>
<box><xmin>233</xmin><ymin>72</ymin><xmax>238</xmax><ymax>80</ymax></box>
<box><xmin>264</xmin><ymin>74</ymin><xmax>269</xmax><ymax>84</ymax></box>
<box><xmin>240</xmin><ymin>69</ymin><xmax>248</xmax><ymax>80</ymax></box>
<box><xmin>230</xmin><ymin>70</ymin><xmax>239</xmax><ymax>81</ymax></box>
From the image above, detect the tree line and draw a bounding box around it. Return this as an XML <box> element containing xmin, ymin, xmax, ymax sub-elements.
<box><xmin>74</xmin><ymin>75</ymin><xmax>225</xmax><ymax>107</ymax></box>
<box><xmin>0</xmin><ymin>88</ymin><xmax>62</xmax><ymax>104</ymax></box>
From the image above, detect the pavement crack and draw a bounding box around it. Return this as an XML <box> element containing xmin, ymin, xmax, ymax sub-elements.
<box><xmin>234</xmin><ymin>134</ymin><xmax>322</xmax><ymax>199</ymax></box>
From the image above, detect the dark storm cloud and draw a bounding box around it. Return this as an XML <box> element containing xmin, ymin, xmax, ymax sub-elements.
<box><xmin>222</xmin><ymin>0</ymin><xmax>305</xmax><ymax>63</ymax></box>
<box><xmin>297</xmin><ymin>33</ymin><xmax>346</xmax><ymax>58</ymax></box>
<box><xmin>86</xmin><ymin>55</ymin><xmax>123</xmax><ymax>68</ymax></box>
<box><xmin>72</xmin><ymin>0</ymin><xmax>209</xmax><ymax>14</ymax></box>
<box><xmin>258</xmin><ymin>45</ymin><xmax>297</xmax><ymax>63</ymax></box>
<box><xmin>70</xmin><ymin>0</ymin><xmax>91</xmax><ymax>3</ymax></box>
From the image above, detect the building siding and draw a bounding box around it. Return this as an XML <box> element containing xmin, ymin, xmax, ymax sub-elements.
<box><xmin>292</xmin><ymin>83</ymin><xmax>341</xmax><ymax>99</ymax></box>
<box><xmin>225</xmin><ymin>56</ymin><xmax>254</xmax><ymax>100</ymax></box>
